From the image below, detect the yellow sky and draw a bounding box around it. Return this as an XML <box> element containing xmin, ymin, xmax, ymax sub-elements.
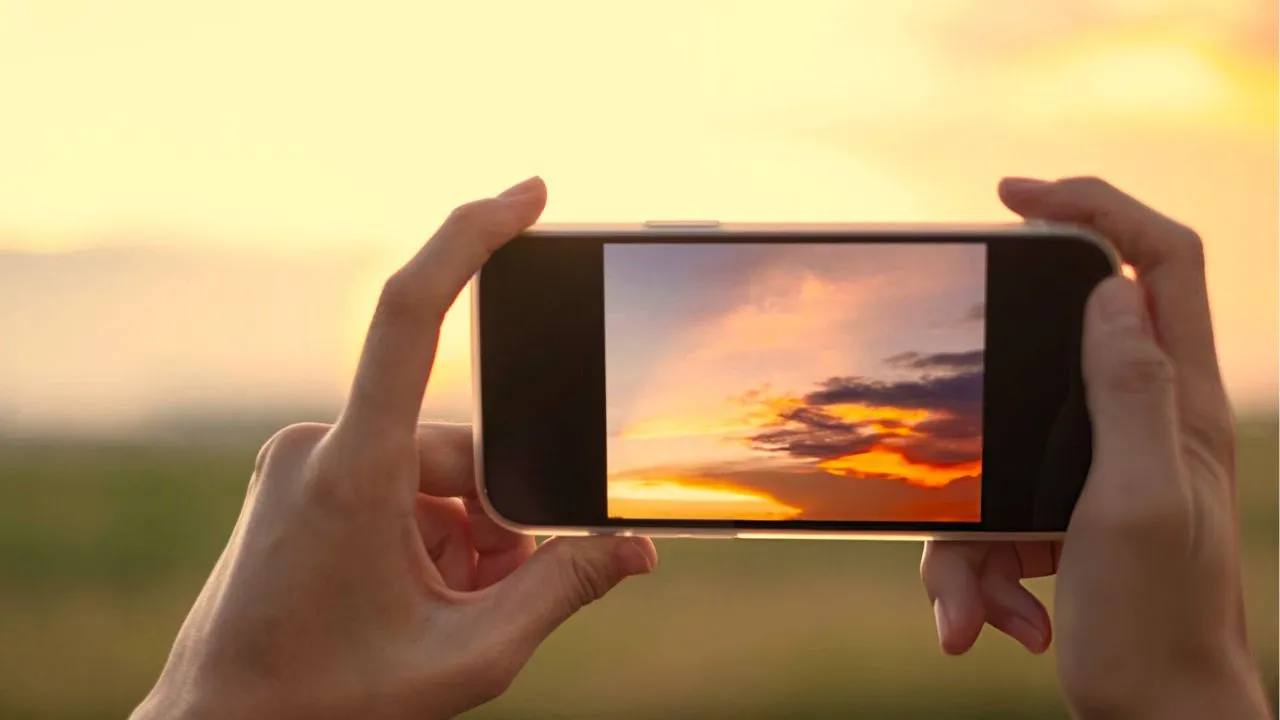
<box><xmin>0</xmin><ymin>1</ymin><xmax>1275</xmax><ymax>426</ymax></box>
<box><xmin>608</xmin><ymin>476</ymin><xmax>804</xmax><ymax>521</ymax></box>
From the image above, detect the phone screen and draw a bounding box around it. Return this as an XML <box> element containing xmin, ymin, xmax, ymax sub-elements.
<box><xmin>477</xmin><ymin>230</ymin><xmax>1114</xmax><ymax>534</ymax></box>
<box><xmin>604</xmin><ymin>243</ymin><xmax>986</xmax><ymax>524</ymax></box>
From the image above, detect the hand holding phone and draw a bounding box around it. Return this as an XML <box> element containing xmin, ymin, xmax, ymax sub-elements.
<box><xmin>921</xmin><ymin>177</ymin><xmax>1269</xmax><ymax>719</ymax></box>
<box><xmin>132</xmin><ymin>178</ymin><xmax>658</xmax><ymax>720</ymax></box>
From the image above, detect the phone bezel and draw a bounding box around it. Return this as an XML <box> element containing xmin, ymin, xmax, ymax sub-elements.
<box><xmin>472</xmin><ymin>222</ymin><xmax>1119</xmax><ymax>541</ymax></box>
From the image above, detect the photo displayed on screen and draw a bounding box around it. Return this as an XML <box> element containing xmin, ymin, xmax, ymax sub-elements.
<box><xmin>604</xmin><ymin>242</ymin><xmax>987</xmax><ymax>523</ymax></box>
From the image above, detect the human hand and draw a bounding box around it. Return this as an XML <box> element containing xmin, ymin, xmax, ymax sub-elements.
<box><xmin>919</xmin><ymin>177</ymin><xmax>1270</xmax><ymax>718</ymax></box>
<box><xmin>131</xmin><ymin>176</ymin><xmax>658</xmax><ymax>720</ymax></box>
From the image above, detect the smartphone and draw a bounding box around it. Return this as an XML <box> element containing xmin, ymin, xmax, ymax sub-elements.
<box><xmin>472</xmin><ymin>222</ymin><xmax>1118</xmax><ymax>540</ymax></box>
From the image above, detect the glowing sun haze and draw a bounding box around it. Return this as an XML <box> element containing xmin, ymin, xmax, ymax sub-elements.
<box><xmin>0</xmin><ymin>1</ymin><xmax>1274</xmax><ymax>432</ymax></box>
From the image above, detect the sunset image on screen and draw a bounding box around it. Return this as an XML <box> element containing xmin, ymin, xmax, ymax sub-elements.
<box><xmin>605</xmin><ymin>242</ymin><xmax>986</xmax><ymax>523</ymax></box>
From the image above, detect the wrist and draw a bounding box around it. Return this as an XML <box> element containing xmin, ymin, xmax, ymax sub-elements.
<box><xmin>131</xmin><ymin>672</ymin><xmax>280</xmax><ymax>720</ymax></box>
<box><xmin>1068</xmin><ymin>642</ymin><xmax>1271</xmax><ymax>720</ymax></box>
<box><xmin>131</xmin><ymin>683</ymin><xmax>211</xmax><ymax>720</ymax></box>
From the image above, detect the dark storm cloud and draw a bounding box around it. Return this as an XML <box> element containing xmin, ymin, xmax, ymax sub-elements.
<box><xmin>913</xmin><ymin>414</ymin><xmax>982</xmax><ymax>440</ymax></box>
<box><xmin>745</xmin><ymin>348</ymin><xmax>984</xmax><ymax>468</ymax></box>
<box><xmin>898</xmin><ymin>439</ymin><xmax>982</xmax><ymax>467</ymax></box>
<box><xmin>804</xmin><ymin>369</ymin><xmax>983</xmax><ymax>417</ymax></box>
<box><xmin>884</xmin><ymin>349</ymin><xmax>984</xmax><ymax>372</ymax></box>
<box><xmin>749</xmin><ymin>406</ymin><xmax>884</xmax><ymax>460</ymax></box>
<box><xmin>779</xmin><ymin>405</ymin><xmax>855</xmax><ymax>432</ymax></box>
<box><xmin>751</xmin><ymin>426</ymin><xmax>885</xmax><ymax>460</ymax></box>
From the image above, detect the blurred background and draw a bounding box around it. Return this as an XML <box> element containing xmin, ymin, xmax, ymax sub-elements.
<box><xmin>0</xmin><ymin>1</ymin><xmax>1275</xmax><ymax>718</ymax></box>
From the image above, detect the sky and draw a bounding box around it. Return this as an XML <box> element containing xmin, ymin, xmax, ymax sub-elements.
<box><xmin>604</xmin><ymin>243</ymin><xmax>986</xmax><ymax>522</ymax></box>
<box><xmin>0</xmin><ymin>0</ymin><xmax>1275</xmax><ymax>433</ymax></box>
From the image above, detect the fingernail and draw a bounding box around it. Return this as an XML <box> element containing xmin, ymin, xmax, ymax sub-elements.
<box><xmin>615</xmin><ymin>537</ymin><xmax>656</xmax><ymax>576</ymax></box>
<box><xmin>1001</xmin><ymin>177</ymin><xmax>1051</xmax><ymax>193</ymax></box>
<box><xmin>1099</xmin><ymin>277</ymin><xmax>1147</xmax><ymax>332</ymax></box>
<box><xmin>498</xmin><ymin>175</ymin><xmax>542</xmax><ymax>200</ymax></box>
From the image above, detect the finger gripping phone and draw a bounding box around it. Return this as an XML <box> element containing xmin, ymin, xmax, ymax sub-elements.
<box><xmin>473</xmin><ymin>222</ymin><xmax>1118</xmax><ymax>540</ymax></box>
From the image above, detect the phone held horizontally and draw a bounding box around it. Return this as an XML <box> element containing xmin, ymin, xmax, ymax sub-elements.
<box><xmin>473</xmin><ymin>222</ymin><xmax>1118</xmax><ymax>541</ymax></box>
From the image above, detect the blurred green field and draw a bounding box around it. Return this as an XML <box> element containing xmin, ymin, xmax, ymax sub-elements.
<box><xmin>1</xmin><ymin>420</ymin><xmax>1276</xmax><ymax>719</ymax></box>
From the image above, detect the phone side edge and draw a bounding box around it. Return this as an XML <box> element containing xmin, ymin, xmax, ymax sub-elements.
<box><xmin>469</xmin><ymin>271</ymin><xmax>580</xmax><ymax>537</ymax></box>
<box><xmin>521</xmin><ymin>220</ymin><xmax>1123</xmax><ymax>259</ymax></box>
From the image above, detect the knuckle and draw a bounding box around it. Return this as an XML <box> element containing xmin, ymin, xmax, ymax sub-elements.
<box><xmin>303</xmin><ymin>438</ymin><xmax>397</xmax><ymax>513</ymax></box>
<box><xmin>252</xmin><ymin>422</ymin><xmax>329</xmax><ymax>484</ymax></box>
<box><xmin>446</xmin><ymin>198</ymin><xmax>503</xmax><ymax>235</ymax></box>
<box><xmin>302</xmin><ymin>425</ymin><xmax>421</xmax><ymax>517</ymax></box>
<box><xmin>1170</xmin><ymin>223</ymin><xmax>1206</xmax><ymax>267</ymax></box>
<box><xmin>301</xmin><ymin>457</ymin><xmax>369</xmax><ymax>517</ymax></box>
<box><xmin>1058</xmin><ymin>175</ymin><xmax>1114</xmax><ymax>196</ymax></box>
<box><xmin>559</xmin><ymin>547</ymin><xmax>617</xmax><ymax>608</ymax></box>
<box><xmin>252</xmin><ymin>437</ymin><xmax>277</xmax><ymax>478</ymax></box>
<box><xmin>375</xmin><ymin>270</ymin><xmax>430</xmax><ymax>323</ymax></box>
<box><xmin>1101</xmin><ymin>346</ymin><xmax>1175</xmax><ymax>396</ymax></box>
<box><xmin>376</xmin><ymin>269</ymin><xmax>452</xmax><ymax>331</ymax></box>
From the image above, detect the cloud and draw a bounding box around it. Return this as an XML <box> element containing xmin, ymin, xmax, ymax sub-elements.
<box><xmin>727</xmin><ymin>465</ymin><xmax>982</xmax><ymax>522</ymax></box>
<box><xmin>606</xmin><ymin>241</ymin><xmax>992</xmax><ymax>440</ymax></box>
<box><xmin>898</xmin><ymin>437</ymin><xmax>982</xmax><ymax>466</ymax></box>
<box><xmin>741</xmin><ymin>348</ymin><xmax>985</xmax><ymax>487</ymax></box>
<box><xmin>804</xmin><ymin>369</ymin><xmax>983</xmax><ymax>417</ymax></box>
<box><xmin>749</xmin><ymin>405</ymin><xmax>886</xmax><ymax>460</ymax></box>
<box><xmin>608</xmin><ymin>327</ymin><xmax>989</xmax><ymax>516</ymax></box>
<box><xmin>913</xmin><ymin>414</ymin><xmax>982</xmax><ymax>440</ymax></box>
<box><xmin>884</xmin><ymin>349</ymin><xmax>984</xmax><ymax>372</ymax></box>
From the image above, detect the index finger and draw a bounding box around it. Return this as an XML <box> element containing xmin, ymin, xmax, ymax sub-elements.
<box><xmin>998</xmin><ymin>176</ymin><xmax>1232</xmax><ymax>452</ymax></box>
<box><xmin>338</xmin><ymin>177</ymin><xmax>547</xmax><ymax>439</ymax></box>
<box><xmin>416</xmin><ymin>421</ymin><xmax>535</xmax><ymax>588</ymax></box>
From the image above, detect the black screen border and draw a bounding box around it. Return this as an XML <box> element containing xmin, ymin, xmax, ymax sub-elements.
<box><xmin>477</xmin><ymin>230</ymin><xmax>1113</xmax><ymax>533</ymax></box>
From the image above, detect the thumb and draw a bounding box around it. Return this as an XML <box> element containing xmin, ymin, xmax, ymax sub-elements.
<box><xmin>1081</xmin><ymin>276</ymin><xmax>1181</xmax><ymax>488</ymax></box>
<box><xmin>487</xmin><ymin>535</ymin><xmax>657</xmax><ymax>645</ymax></box>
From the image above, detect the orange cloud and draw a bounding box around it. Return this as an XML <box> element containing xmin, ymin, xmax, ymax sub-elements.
<box><xmin>808</xmin><ymin>403</ymin><xmax>979</xmax><ymax>487</ymax></box>
<box><xmin>742</xmin><ymin>353</ymin><xmax>985</xmax><ymax>490</ymax></box>
<box><xmin>818</xmin><ymin>444</ymin><xmax>980</xmax><ymax>488</ymax></box>
<box><xmin>824</xmin><ymin>402</ymin><xmax>935</xmax><ymax>428</ymax></box>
